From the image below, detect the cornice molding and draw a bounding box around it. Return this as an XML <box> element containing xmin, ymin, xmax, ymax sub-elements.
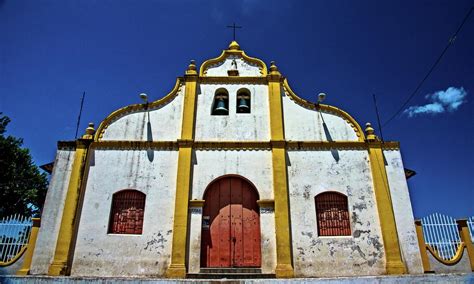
<box><xmin>57</xmin><ymin>141</ymin><xmax>77</xmax><ymax>150</ymax></box>
<box><xmin>87</xmin><ymin>140</ymin><xmax>400</xmax><ymax>151</ymax></box>
<box><xmin>91</xmin><ymin>141</ymin><xmax>177</xmax><ymax>150</ymax></box>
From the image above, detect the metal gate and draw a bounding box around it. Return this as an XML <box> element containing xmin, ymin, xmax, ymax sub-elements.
<box><xmin>200</xmin><ymin>176</ymin><xmax>261</xmax><ymax>268</ymax></box>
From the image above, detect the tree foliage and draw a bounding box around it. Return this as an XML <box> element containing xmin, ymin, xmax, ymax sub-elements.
<box><xmin>0</xmin><ymin>113</ymin><xmax>49</xmax><ymax>218</ymax></box>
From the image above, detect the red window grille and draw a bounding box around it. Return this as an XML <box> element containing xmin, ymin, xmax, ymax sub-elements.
<box><xmin>315</xmin><ymin>192</ymin><xmax>351</xmax><ymax>236</ymax></box>
<box><xmin>108</xmin><ymin>190</ymin><xmax>146</xmax><ymax>234</ymax></box>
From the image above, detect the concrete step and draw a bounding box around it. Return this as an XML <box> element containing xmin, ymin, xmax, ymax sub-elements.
<box><xmin>199</xmin><ymin>268</ymin><xmax>262</xmax><ymax>274</ymax></box>
<box><xmin>187</xmin><ymin>273</ymin><xmax>275</xmax><ymax>279</ymax></box>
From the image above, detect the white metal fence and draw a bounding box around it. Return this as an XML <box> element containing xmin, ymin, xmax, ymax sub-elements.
<box><xmin>421</xmin><ymin>213</ymin><xmax>461</xmax><ymax>261</ymax></box>
<box><xmin>0</xmin><ymin>215</ymin><xmax>32</xmax><ymax>264</ymax></box>
<box><xmin>468</xmin><ymin>216</ymin><xmax>474</xmax><ymax>241</ymax></box>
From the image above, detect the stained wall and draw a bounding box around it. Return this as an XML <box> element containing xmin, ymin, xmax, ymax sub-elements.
<box><xmin>70</xmin><ymin>149</ymin><xmax>178</xmax><ymax>277</ymax></box>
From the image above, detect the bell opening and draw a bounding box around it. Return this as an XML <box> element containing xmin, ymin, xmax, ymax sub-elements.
<box><xmin>212</xmin><ymin>97</ymin><xmax>229</xmax><ymax>115</ymax></box>
<box><xmin>236</xmin><ymin>91</ymin><xmax>251</xmax><ymax>114</ymax></box>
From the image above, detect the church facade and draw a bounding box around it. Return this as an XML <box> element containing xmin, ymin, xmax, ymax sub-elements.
<box><xmin>29</xmin><ymin>41</ymin><xmax>423</xmax><ymax>278</ymax></box>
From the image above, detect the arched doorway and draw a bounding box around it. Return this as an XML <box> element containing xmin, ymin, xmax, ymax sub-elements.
<box><xmin>200</xmin><ymin>175</ymin><xmax>261</xmax><ymax>268</ymax></box>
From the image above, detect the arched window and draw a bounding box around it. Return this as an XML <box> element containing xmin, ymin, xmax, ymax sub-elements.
<box><xmin>212</xmin><ymin>88</ymin><xmax>229</xmax><ymax>115</ymax></box>
<box><xmin>236</xmin><ymin>88</ymin><xmax>251</xmax><ymax>113</ymax></box>
<box><xmin>315</xmin><ymin>192</ymin><xmax>351</xmax><ymax>236</ymax></box>
<box><xmin>108</xmin><ymin>190</ymin><xmax>146</xmax><ymax>234</ymax></box>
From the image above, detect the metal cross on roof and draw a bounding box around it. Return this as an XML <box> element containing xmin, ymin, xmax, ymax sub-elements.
<box><xmin>226</xmin><ymin>23</ymin><xmax>242</xmax><ymax>41</ymax></box>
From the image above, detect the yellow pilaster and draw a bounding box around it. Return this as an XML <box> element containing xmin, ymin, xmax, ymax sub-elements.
<box><xmin>414</xmin><ymin>220</ymin><xmax>432</xmax><ymax>273</ymax></box>
<box><xmin>17</xmin><ymin>218</ymin><xmax>41</xmax><ymax>275</ymax></box>
<box><xmin>267</xmin><ymin>62</ymin><xmax>294</xmax><ymax>278</ymax></box>
<box><xmin>365</xmin><ymin>123</ymin><xmax>406</xmax><ymax>274</ymax></box>
<box><xmin>166</xmin><ymin>61</ymin><xmax>198</xmax><ymax>278</ymax></box>
<box><xmin>457</xmin><ymin>219</ymin><xmax>474</xmax><ymax>271</ymax></box>
<box><xmin>48</xmin><ymin>125</ymin><xmax>95</xmax><ymax>276</ymax></box>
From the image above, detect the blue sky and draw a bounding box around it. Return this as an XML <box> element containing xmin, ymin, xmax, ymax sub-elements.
<box><xmin>0</xmin><ymin>1</ymin><xmax>472</xmax><ymax>218</ymax></box>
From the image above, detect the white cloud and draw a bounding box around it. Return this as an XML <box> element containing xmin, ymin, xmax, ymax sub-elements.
<box><xmin>404</xmin><ymin>87</ymin><xmax>467</xmax><ymax>117</ymax></box>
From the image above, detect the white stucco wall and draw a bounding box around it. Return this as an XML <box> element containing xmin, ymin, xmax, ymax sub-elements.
<box><xmin>30</xmin><ymin>148</ymin><xmax>76</xmax><ymax>275</ymax></box>
<box><xmin>195</xmin><ymin>83</ymin><xmax>270</xmax><ymax>141</ymax></box>
<box><xmin>101</xmin><ymin>88</ymin><xmax>184</xmax><ymax>141</ymax></box>
<box><xmin>384</xmin><ymin>149</ymin><xmax>424</xmax><ymax>274</ymax></box>
<box><xmin>71</xmin><ymin>149</ymin><xmax>178</xmax><ymax>277</ymax></box>
<box><xmin>287</xmin><ymin>149</ymin><xmax>386</xmax><ymax>277</ymax></box>
<box><xmin>203</xmin><ymin>56</ymin><xmax>262</xmax><ymax>77</ymax></box>
<box><xmin>282</xmin><ymin>92</ymin><xmax>359</xmax><ymax>141</ymax></box>
<box><xmin>188</xmin><ymin>150</ymin><xmax>276</xmax><ymax>273</ymax></box>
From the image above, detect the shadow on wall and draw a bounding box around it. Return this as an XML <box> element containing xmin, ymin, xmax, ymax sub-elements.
<box><xmin>146</xmin><ymin>110</ymin><xmax>154</xmax><ymax>162</ymax></box>
<box><xmin>320</xmin><ymin>112</ymin><xmax>340</xmax><ymax>162</ymax></box>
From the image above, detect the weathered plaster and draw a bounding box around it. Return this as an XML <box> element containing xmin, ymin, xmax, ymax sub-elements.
<box><xmin>204</xmin><ymin>56</ymin><xmax>262</xmax><ymax>77</ymax></box>
<box><xmin>287</xmin><ymin>150</ymin><xmax>386</xmax><ymax>277</ymax></box>
<box><xmin>427</xmin><ymin>250</ymin><xmax>472</xmax><ymax>273</ymax></box>
<box><xmin>282</xmin><ymin>92</ymin><xmax>359</xmax><ymax>141</ymax></box>
<box><xmin>0</xmin><ymin>251</ymin><xmax>26</xmax><ymax>275</ymax></box>
<box><xmin>71</xmin><ymin>149</ymin><xmax>178</xmax><ymax>277</ymax></box>
<box><xmin>259</xmin><ymin>209</ymin><xmax>277</xmax><ymax>274</ymax></box>
<box><xmin>194</xmin><ymin>84</ymin><xmax>270</xmax><ymax>141</ymax></box>
<box><xmin>188</xmin><ymin>150</ymin><xmax>276</xmax><ymax>273</ymax></box>
<box><xmin>30</xmin><ymin>149</ymin><xmax>76</xmax><ymax>275</ymax></box>
<box><xmin>187</xmin><ymin>206</ymin><xmax>203</xmax><ymax>274</ymax></box>
<box><xmin>101</xmin><ymin>88</ymin><xmax>184</xmax><ymax>141</ymax></box>
<box><xmin>383</xmin><ymin>150</ymin><xmax>424</xmax><ymax>274</ymax></box>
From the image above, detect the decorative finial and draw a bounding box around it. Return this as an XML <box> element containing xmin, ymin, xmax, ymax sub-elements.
<box><xmin>269</xmin><ymin>61</ymin><xmax>281</xmax><ymax>77</ymax></box>
<box><xmin>365</xmin><ymin>122</ymin><xmax>378</xmax><ymax>142</ymax></box>
<box><xmin>82</xmin><ymin>122</ymin><xmax>95</xmax><ymax>139</ymax></box>
<box><xmin>229</xmin><ymin>41</ymin><xmax>240</xmax><ymax>50</ymax></box>
<box><xmin>186</xmin><ymin>60</ymin><xmax>197</xmax><ymax>75</ymax></box>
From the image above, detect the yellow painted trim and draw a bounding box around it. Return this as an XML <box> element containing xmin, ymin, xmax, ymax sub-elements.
<box><xmin>268</xmin><ymin>76</ymin><xmax>285</xmax><ymax>141</ymax></box>
<box><xmin>166</xmin><ymin>146</ymin><xmax>193</xmax><ymax>278</ymax></box>
<box><xmin>414</xmin><ymin>220</ymin><xmax>433</xmax><ymax>273</ymax></box>
<box><xmin>267</xmin><ymin>70</ymin><xmax>294</xmax><ymax>278</ymax></box>
<box><xmin>16</xmin><ymin>218</ymin><xmax>41</xmax><ymax>275</ymax></box>
<box><xmin>94</xmin><ymin>78</ymin><xmax>183</xmax><ymax>141</ymax></box>
<box><xmin>426</xmin><ymin>243</ymin><xmax>466</xmax><ymax>265</ymax></box>
<box><xmin>283</xmin><ymin>79</ymin><xmax>365</xmax><ymax>142</ymax></box>
<box><xmin>166</xmin><ymin>71</ymin><xmax>198</xmax><ymax>279</ymax></box>
<box><xmin>368</xmin><ymin>144</ymin><xmax>406</xmax><ymax>274</ymax></box>
<box><xmin>189</xmin><ymin>200</ymin><xmax>205</xmax><ymax>208</ymax></box>
<box><xmin>457</xmin><ymin>219</ymin><xmax>474</xmax><ymax>271</ymax></box>
<box><xmin>180</xmin><ymin>80</ymin><xmax>198</xmax><ymax>140</ymax></box>
<box><xmin>48</xmin><ymin>141</ymin><xmax>90</xmax><ymax>276</ymax></box>
<box><xmin>199</xmin><ymin>43</ymin><xmax>267</xmax><ymax>77</ymax></box>
<box><xmin>0</xmin><ymin>246</ymin><xmax>28</xmax><ymax>267</ymax></box>
<box><xmin>257</xmin><ymin>199</ymin><xmax>275</xmax><ymax>208</ymax></box>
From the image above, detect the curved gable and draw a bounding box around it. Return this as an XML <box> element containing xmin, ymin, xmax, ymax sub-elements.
<box><xmin>199</xmin><ymin>41</ymin><xmax>267</xmax><ymax>77</ymax></box>
<box><xmin>95</xmin><ymin>79</ymin><xmax>184</xmax><ymax>141</ymax></box>
<box><xmin>282</xmin><ymin>79</ymin><xmax>365</xmax><ymax>142</ymax></box>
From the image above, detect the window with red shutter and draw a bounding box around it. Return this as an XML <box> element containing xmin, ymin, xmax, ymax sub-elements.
<box><xmin>315</xmin><ymin>192</ymin><xmax>351</xmax><ymax>236</ymax></box>
<box><xmin>108</xmin><ymin>190</ymin><xmax>146</xmax><ymax>234</ymax></box>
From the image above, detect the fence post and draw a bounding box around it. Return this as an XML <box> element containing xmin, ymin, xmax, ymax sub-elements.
<box><xmin>456</xmin><ymin>219</ymin><xmax>474</xmax><ymax>271</ymax></box>
<box><xmin>16</xmin><ymin>218</ymin><xmax>41</xmax><ymax>275</ymax></box>
<box><xmin>414</xmin><ymin>220</ymin><xmax>433</xmax><ymax>273</ymax></box>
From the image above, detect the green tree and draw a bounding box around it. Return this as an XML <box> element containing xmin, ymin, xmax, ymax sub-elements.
<box><xmin>0</xmin><ymin>113</ymin><xmax>48</xmax><ymax>218</ymax></box>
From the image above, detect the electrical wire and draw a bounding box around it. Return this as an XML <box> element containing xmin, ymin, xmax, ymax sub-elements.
<box><xmin>383</xmin><ymin>6</ymin><xmax>473</xmax><ymax>127</ymax></box>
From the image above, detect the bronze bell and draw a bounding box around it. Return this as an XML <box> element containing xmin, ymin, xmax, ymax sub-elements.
<box><xmin>237</xmin><ymin>98</ymin><xmax>250</xmax><ymax>113</ymax></box>
<box><xmin>214</xmin><ymin>99</ymin><xmax>228</xmax><ymax>115</ymax></box>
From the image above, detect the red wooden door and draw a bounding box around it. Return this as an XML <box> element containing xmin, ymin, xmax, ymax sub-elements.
<box><xmin>201</xmin><ymin>176</ymin><xmax>261</xmax><ymax>268</ymax></box>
